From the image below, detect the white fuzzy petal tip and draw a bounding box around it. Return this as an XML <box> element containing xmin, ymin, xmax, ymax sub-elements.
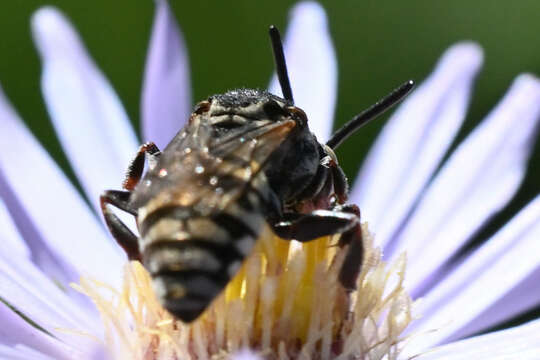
<box><xmin>289</xmin><ymin>1</ymin><xmax>328</xmax><ymax>27</ymax></box>
<box><xmin>437</xmin><ymin>42</ymin><xmax>484</xmax><ymax>76</ymax></box>
<box><xmin>31</xmin><ymin>7</ymin><xmax>83</xmax><ymax>62</ymax></box>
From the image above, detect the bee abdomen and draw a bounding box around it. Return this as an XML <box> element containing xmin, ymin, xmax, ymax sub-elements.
<box><xmin>144</xmin><ymin>239</ymin><xmax>234</xmax><ymax>321</ymax></box>
<box><xmin>140</xmin><ymin>204</ymin><xmax>263</xmax><ymax>322</ymax></box>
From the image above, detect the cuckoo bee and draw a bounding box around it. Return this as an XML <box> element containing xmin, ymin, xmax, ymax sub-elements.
<box><xmin>100</xmin><ymin>26</ymin><xmax>414</xmax><ymax>322</ymax></box>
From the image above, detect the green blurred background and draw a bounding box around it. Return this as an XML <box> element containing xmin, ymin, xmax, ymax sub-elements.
<box><xmin>1</xmin><ymin>0</ymin><xmax>539</xmax><ymax>331</ymax></box>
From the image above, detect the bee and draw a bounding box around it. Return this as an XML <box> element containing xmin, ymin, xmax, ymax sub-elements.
<box><xmin>100</xmin><ymin>26</ymin><xmax>413</xmax><ymax>322</ymax></box>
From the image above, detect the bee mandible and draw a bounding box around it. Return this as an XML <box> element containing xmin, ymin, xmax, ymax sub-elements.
<box><xmin>100</xmin><ymin>26</ymin><xmax>414</xmax><ymax>322</ymax></box>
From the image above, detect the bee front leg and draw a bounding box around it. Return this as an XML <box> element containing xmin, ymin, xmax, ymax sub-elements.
<box><xmin>100</xmin><ymin>190</ymin><xmax>141</xmax><ymax>261</ymax></box>
<box><xmin>123</xmin><ymin>142</ymin><xmax>161</xmax><ymax>190</ymax></box>
<box><xmin>271</xmin><ymin>210</ymin><xmax>358</xmax><ymax>242</ymax></box>
<box><xmin>270</xmin><ymin>204</ymin><xmax>363</xmax><ymax>291</ymax></box>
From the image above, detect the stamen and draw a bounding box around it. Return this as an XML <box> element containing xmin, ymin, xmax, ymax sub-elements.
<box><xmin>77</xmin><ymin>224</ymin><xmax>414</xmax><ymax>359</ymax></box>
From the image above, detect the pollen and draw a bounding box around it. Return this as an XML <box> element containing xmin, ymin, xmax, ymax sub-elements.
<box><xmin>76</xmin><ymin>224</ymin><xmax>414</xmax><ymax>359</ymax></box>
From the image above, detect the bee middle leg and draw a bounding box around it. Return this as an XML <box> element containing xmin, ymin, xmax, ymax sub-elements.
<box><xmin>270</xmin><ymin>204</ymin><xmax>363</xmax><ymax>290</ymax></box>
<box><xmin>100</xmin><ymin>190</ymin><xmax>141</xmax><ymax>261</ymax></box>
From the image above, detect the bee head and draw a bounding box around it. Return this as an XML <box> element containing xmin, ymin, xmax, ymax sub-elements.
<box><xmin>193</xmin><ymin>88</ymin><xmax>308</xmax><ymax>130</ymax></box>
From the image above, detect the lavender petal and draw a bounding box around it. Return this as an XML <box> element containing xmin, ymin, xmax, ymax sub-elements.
<box><xmin>406</xmin><ymin>193</ymin><xmax>540</xmax><ymax>351</ymax></box>
<box><xmin>0</xmin><ymin>251</ymin><xmax>102</xmax><ymax>351</ymax></box>
<box><xmin>350</xmin><ymin>43</ymin><xmax>483</xmax><ymax>246</ymax></box>
<box><xmin>142</xmin><ymin>0</ymin><xmax>191</xmax><ymax>149</ymax></box>
<box><xmin>0</xmin><ymin>302</ymin><xmax>80</xmax><ymax>360</ymax></box>
<box><xmin>31</xmin><ymin>7</ymin><xmax>138</xmax><ymax>214</ymax></box>
<box><xmin>393</xmin><ymin>74</ymin><xmax>540</xmax><ymax>291</ymax></box>
<box><xmin>0</xmin><ymin>83</ymin><xmax>124</xmax><ymax>288</ymax></box>
<box><xmin>408</xmin><ymin>318</ymin><xmax>540</xmax><ymax>360</ymax></box>
<box><xmin>0</xmin><ymin>345</ymin><xmax>57</xmax><ymax>360</ymax></box>
<box><xmin>268</xmin><ymin>1</ymin><xmax>337</xmax><ymax>141</ymax></box>
<box><xmin>0</xmin><ymin>200</ymin><xmax>30</xmax><ymax>259</ymax></box>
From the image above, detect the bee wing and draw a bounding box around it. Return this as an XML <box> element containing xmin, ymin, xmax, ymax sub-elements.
<box><xmin>140</xmin><ymin>118</ymin><xmax>295</xmax><ymax>217</ymax></box>
<box><xmin>198</xmin><ymin>119</ymin><xmax>296</xmax><ymax>207</ymax></box>
<box><xmin>211</xmin><ymin>119</ymin><xmax>296</xmax><ymax>174</ymax></box>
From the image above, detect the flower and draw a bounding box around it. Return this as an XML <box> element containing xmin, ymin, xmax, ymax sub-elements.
<box><xmin>1</xmin><ymin>0</ymin><xmax>540</xmax><ymax>359</ymax></box>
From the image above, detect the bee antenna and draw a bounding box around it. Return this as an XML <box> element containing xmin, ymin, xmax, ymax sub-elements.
<box><xmin>269</xmin><ymin>25</ymin><xmax>294</xmax><ymax>104</ymax></box>
<box><xmin>326</xmin><ymin>80</ymin><xmax>415</xmax><ymax>149</ymax></box>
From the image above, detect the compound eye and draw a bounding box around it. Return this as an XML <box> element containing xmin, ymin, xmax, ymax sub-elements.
<box><xmin>263</xmin><ymin>100</ymin><xmax>288</xmax><ymax>120</ymax></box>
<box><xmin>286</xmin><ymin>106</ymin><xmax>308</xmax><ymax>126</ymax></box>
<box><xmin>194</xmin><ymin>100</ymin><xmax>211</xmax><ymax>114</ymax></box>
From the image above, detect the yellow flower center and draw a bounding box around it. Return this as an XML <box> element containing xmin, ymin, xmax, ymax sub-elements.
<box><xmin>75</xmin><ymin>223</ymin><xmax>413</xmax><ymax>359</ymax></box>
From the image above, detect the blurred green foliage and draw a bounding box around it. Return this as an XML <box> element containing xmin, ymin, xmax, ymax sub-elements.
<box><xmin>1</xmin><ymin>0</ymin><xmax>540</xmax><ymax>333</ymax></box>
<box><xmin>2</xmin><ymin>1</ymin><xmax>540</xmax><ymax>225</ymax></box>
<box><xmin>1</xmin><ymin>0</ymin><xmax>539</xmax><ymax>180</ymax></box>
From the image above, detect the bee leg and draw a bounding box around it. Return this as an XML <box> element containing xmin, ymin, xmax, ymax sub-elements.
<box><xmin>101</xmin><ymin>190</ymin><xmax>137</xmax><ymax>215</ymax></box>
<box><xmin>123</xmin><ymin>142</ymin><xmax>161</xmax><ymax>190</ymax></box>
<box><xmin>330</xmin><ymin>161</ymin><xmax>348</xmax><ymax>204</ymax></box>
<box><xmin>271</xmin><ymin>210</ymin><xmax>357</xmax><ymax>242</ymax></box>
<box><xmin>100</xmin><ymin>190</ymin><xmax>141</xmax><ymax>261</ymax></box>
<box><xmin>271</xmin><ymin>205</ymin><xmax>363</xmax><ymax>291</ymax></box>
<box><xmin>333</xmin><ymin>204</ymin><xmax>364</xmax><ymax>291</ymax></box>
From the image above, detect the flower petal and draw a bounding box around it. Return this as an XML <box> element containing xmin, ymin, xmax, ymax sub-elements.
<box><xmin>0</xmin><ymin>345</ymin><xmax>56</xmax><ymax>360</ymax></box>
<box><xmin>0</xmin><ymin>251</ymin><xmax>102</xmax><ymax>351</ymax></box>
<box><xmin>462</xmin><ymin>267</ymin><xmax>540</xmax><ymax>339</ymax></box>
<box><xmin>142</xmin><ymin>0</ymin><xmax>191</xmax><ymax>150</ymax></box>
<box><xmin>404</xmin><ymin>194</ymin><xmax>540</xmax><ymax>352</ymax></box>
<box><xmin>0</xmin><ymin>302</ymin><xmax>80</xmax><ymax>360</ymax></box>
<box><xmin>409</xmin><ymin>318</ymin><xmax>540</xmax><ymax>360</ymax></box>
<box><xmin>0</xmin><ymin>83</ymin><xmax>124</xmax><ymax>287</ymax></box>
<box><xmin>393</xmin><ymin>74</ymin><xmax>540</xmax><ymax>291</ymax></box>
<box><xmin>0</xmin><ymin>199</ymin><xmax>29</xmax><ymax>259</ymax></box>
<box><xmin>268</xmin><ymin>1</ymin><xmax>337</xmax><ymax>141</ymax></box>
<box><xmin>350</xmin><ymin>43</ymin><xmax>483</xmax><ymax>246</ymax></box>
<box><xmin>232</xmin><ymin>349</ymin><xmax>262</xmax><ymax>360</ymax></box>
<box><xmin>31</xmin><ymin>6</ymin><xmax>138</xmax><ymax>214</ymax></box>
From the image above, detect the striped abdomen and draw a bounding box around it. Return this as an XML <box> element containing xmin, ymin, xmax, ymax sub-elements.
<box><xmin>137</xmin><ymin>189</ymin><xmax>266</xmax><ymax>322</ymax></box>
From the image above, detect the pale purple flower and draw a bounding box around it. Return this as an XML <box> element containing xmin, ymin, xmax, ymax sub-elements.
<box><xmin>1</xmin><ymin>0</ymin><xmax>540</xmax><ymax>359</ymax></box>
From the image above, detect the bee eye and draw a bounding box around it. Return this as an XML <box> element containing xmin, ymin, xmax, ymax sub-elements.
<box><xmin>263</xmin><ymin>100</ymin><xmax>287</xmax><ymax>119</ymax></box>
